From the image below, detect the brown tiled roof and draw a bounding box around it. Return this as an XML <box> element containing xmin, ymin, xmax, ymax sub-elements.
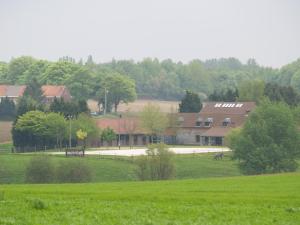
<box><xmin>96</xmin><ymin>117</ymin><xmax>146</xmax><ymax>134</ymax></box>
<box><xmin>0</xmin><ymin>85</ymin><xmax>69</xmax><ymax>98</ymax></box>
<box><xmin>176</xmin><ymin>102</ymin><xmax>256</xmax><ymax>137</ymax></box>
<box><xmin>0</xmin><ymin>85</ymin><xmax>26</xmax><ymax>97</ymax></box>
<box><xmin>41</xmin><ymin>85</ymin><xmax>66</xmax><ymax>97</ymax></box>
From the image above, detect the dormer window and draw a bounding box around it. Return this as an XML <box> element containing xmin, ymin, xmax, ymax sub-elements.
<box><xmin>195</xmin><ymin>117</ymin><xmax>202</xmax><ymax>127</ymax></box>
<box><xmin>223</xmin><ymin>118</ymin><xmax>231</xmax><ymax>126</ymax></box>
<box><xmin>204</xmin><ymin>118</ymin><xmax>213</xmax><ymax>127</ymax></box>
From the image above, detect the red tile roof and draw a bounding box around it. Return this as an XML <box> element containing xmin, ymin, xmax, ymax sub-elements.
<box><xmin>41</xmin><ymin>85</ymin><xmax>66</xmax><ymax>97</ymax></box>
<box><xmin>96</xmin><ymin>117</ymin><xmax>146</xmax><ymax>134</ymax></box>
<box><xmin>0</xmin><ymin>85</ymin><xmax>26</xmax><ymax>97</ymax></box>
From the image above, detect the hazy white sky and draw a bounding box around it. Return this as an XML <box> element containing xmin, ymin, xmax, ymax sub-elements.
<box><xmin>0</xmin><ymin>0</ymin><xmax>299</xmax><ymax>67</ymax></box>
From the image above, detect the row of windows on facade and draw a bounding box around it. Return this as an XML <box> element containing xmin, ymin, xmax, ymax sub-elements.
<box><xmin>178</xmin><ymin>117</ymin><xmax>231</xmax><ymax>127</ymax></box>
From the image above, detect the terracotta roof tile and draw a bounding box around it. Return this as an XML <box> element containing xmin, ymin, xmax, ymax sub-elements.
<box><xmin>41</xmin><ymin>85</ymin><xmax>66</xmax><ymax>97</ymax></box>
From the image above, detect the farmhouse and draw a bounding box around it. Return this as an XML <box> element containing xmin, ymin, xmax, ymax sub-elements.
<box><xmin>174</xmin><ymin>102</ymin><xmax>256</xmax><ymax>146</ymax></box>
<box><xmin>0</xmin><ymin>85</ymin><xmax>71</xmax><ymax>103</ymax></box>
<box><xmin>95</xmin><ymin>102</ymin><xmax>256</xmax><ymax>147</ymax></box>
<box><xmin>95</xmin><ymin>117</ymin><xmax>149</xmax><ymax>146</ymax></box>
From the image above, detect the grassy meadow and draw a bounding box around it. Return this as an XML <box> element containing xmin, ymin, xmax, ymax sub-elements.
<box><xmin>0</xmin><ymin>152</ymin><xmax>241</xmax><ymax>184</ymax></box>
<box><xmin>0</xmin><ymin>173</ymin><xmax>299</xmax><ymax>225</ymax></box>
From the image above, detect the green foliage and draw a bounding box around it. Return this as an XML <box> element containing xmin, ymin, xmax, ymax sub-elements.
<box><xmin>3</xmin><ymin>56</ymin><xmax>300</xmax><ymax>101</ymax></box>
<box><xmin>73</xmin><ymin>114</ymin><xmax>99</xmax><ymax>142</ymax></box>
<box><xmin>30</xmin><ymin>198</ymin><xmax>47</xmax><ymax>210</ymax></box>
<box><xmin>140</xmin><ymin>104</ymin><xmax>168</xmax><ymax>141</ymax></box>
<box><xmin>135</xmin><ymin>143</ymin><xmax>175</xmax><ymax>180</ymax></box>
<box><xmin>13</xmin><ymin>111</ymin><xmax>67</xmax><ymax>151</ymax></box>
<box><xmin>179</xmin><ymin>90</ymin><xmax>202</xmax><ymax>112</ymax></box>
<box><xmin>22</xmin><ymin>78</ymin><xmax>44</xmax><ymax>103</ymax></box>
<box><xmin>101</xmin><ymin>127</ymin><xmax>116</xmax><ymax>143</ymax></box>
<box><xmin>8</xmin><ymin>56</ymin><xmax>36</xmax><ymax>84</ymax></box>
<box><xmin>0</xmin><ymin>97</ymin><xmax>15</xmax><ymax>119</ymax></box>
<box><xmin>49</xmin><ymin>98</ymin><xmax>89</xmax><ymax>118</ymax></box>
<box><xmin>1</xmin><ymin>173</ymin><xmax>300</xmax><ymax>224</ymax></box>
<box><xmin>264</xmin><ymin>83</ymin><xmax>299</xmax><ymax>106</ymax></box>
<box><xmin>209</xmin><ymin>88</ymin><xmax>239</xmax><ymax>102</ymax></box>
<box><xmin>25</xmin><ymin>156</ymin><xmax>55</xmax><ymax>183</ymax></box>
<box><xmin>56</xmin><ymin>160</ymin><xmax>92</xmax><ymax>183</ymax></box>
<box><xmin>96</xmin><ymin>72</ymin><xmax>137</xmax><ymax>112</ymax></box>
<box><xmin>229</xmin><ymin>101</ymin><xmax>300</xmax><ymax>174</ymax></box>
<box><xmin>238</xmin><ymin>79</ymin><xmax>265</xmax><ymax>103</ymax></box>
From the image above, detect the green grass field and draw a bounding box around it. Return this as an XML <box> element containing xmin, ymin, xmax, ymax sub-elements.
<box><xmin>0</xmin><ymin>173</ymin><xmax>299</xmax><ymax>225</ymax></box>
<box><xmin>0</xmin><ymin>152</ymin><xmax>241</xmax><ymax>184</ymax></box>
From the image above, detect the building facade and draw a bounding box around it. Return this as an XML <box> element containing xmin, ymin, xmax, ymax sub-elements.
<box><xmin>95</xmin><ymin>102</ymin><xmax>256</xmax><ymax>147</ymax></box>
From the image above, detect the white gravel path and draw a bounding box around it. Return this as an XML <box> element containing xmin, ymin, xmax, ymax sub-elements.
<box><xmin>52</xmin><ymin>147</ymin><xmax>230</xmax><ymax>156</ymax></box>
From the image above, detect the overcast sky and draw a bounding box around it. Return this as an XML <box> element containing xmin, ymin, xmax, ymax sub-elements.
<box><xmin>0</xmin><ymin>0</ymin><xmax>299</xmax><ymax>68</ymax></box>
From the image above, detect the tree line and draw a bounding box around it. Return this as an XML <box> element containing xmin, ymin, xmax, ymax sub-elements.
<box><xmin>1</xmin><ymin>56</ymin><xmax>300</xmax><ymax>102</ymax></box>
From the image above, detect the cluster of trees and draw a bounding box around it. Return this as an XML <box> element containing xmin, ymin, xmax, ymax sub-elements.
<box><xmin>13</xmin><ymin>111</ymin><xmax>99</xmax><ymax>152</ymax></box>
<box><xmin>1</xmin><ymin>56</ymin><xmax>300</xmax><ymax>102</ymax></box>
<box><xmin>227</xmin><ymin>101</ymin><xmax>300</xmax><ymax>174</ymax></box>
<box><xmin>206</xmin><ymin>79</ymin><xmax>300</xmax><ymax>107</ymax></box>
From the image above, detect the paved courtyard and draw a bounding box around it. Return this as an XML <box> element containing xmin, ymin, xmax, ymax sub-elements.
<box><xmin>53</xmin><ymin>147</ymin><xmax>230</xmax><ymax>156</ymax></box>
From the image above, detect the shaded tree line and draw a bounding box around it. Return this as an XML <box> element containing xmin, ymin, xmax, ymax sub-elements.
<box><xmin>2</xmin><ymin>56</ymin><xmax>300</xmax><ymax>102</ymax></box>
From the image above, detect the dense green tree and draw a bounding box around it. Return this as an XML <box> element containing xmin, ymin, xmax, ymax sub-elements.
<box><xmin>96</xmin><ymin>73</ymin><xmax>137</xmax><ymax>112</ymax></box>
<box><xmin>209</xmin><ymin>88</ymin><xmax>239</xmax><ymax>102</ymax></box>
<box><xmin>49</xmin><ymin>98</ymin><xmax>89</xmax><ymax>118</ymax></box>
<box><xmin>40</xmin><ymin>61</ymin><xmax>80</xmax><ymax>84</ymax></box>
<box><xmin>228</xmin><ymin>101</ymin><xmax>300</xmax><ymax>174</ymax></box>
<box><xmin>0</xmin><ymin>62</ymin><xmax>9</xmax><ymax>83</ymax></box>
<box><xmin>264</xmin><ymin>83</ymin><xmax>299</xmax><ymax>106</ymax></box>
<box><xmin>23</xmin><ymin>78</ymin><xmax>44</xmax><ymax>103</ymax></box>
<box><xmin>66</xmin><ymin>67</ymin><xmax>94</xmax><ymax>100</ymax></box>
<box><xmin>0</xmin><ymin>97</ymin><xmax>16</xmax><ymax>119</ymax></box>
<box><xmin>8</xmin><ymin>56</ymin><xmax>36</xmax><ymax>84</ymax></box>
<box><xmin>101</xmin><ymin>127</ymin><xmax>116</xmax><ymax>145</ymax></box>
<box><xmin>238</xmin><ymin>80</ymin><xmax>265</xmax><ymax>103</ymax></box>
<box><xmin>179</xmin><ymin>90</ymin><xmax>202</xmax><ymax>113</ymax></box>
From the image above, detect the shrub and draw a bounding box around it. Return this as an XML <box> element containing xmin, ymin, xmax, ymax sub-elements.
<box><xmin>25</xmin><ymin>156</ymin><xmax>55</xmax><ymax>183</ymax></box>
<box><xmin>30</xmin><ymin>198</ymin><xmax>47</xmax><ymax>210</ymax></box>
<box><xmin>56</xmin><ymin>160</ymin><xmax>92</xmax><ymax>183</ymax></box>
<box><xmin>135</xmin><ymin>143</ymin><xmax>175</xmax><ymax>180</ymax></box>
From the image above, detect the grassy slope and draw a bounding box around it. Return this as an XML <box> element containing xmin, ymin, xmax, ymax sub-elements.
<box><xmin>0</xmin><ymin>173</ymin><xmax>299</xmax><ymax>225</ymax></box>
<box><xmin>0</xmin><ymin>153</ymin><xmax>241</xmax><ymax>184</ymax></box>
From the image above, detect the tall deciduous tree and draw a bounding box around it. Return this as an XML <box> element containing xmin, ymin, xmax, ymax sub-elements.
<box><xmin>179</xmin><ymin>90</ymin><xmax>202</xmax><ymax>113</ymax></box>
<box><xmin>228</xmin><ymin>101</ymin><xmax>300</xmax><ymax>174</ymax></box>
<box><xmin>97</xmin><ymin>73</ymin><xmax>137</xmax><ymax>112</ymax></box>
<box><xmin>140</xmin><ymin>104</ymin><xmax>168</xmax><ymax>143</ymax></box>
<box><xmin>238</xmin><ymin>80</ymin><xmax>265</xmax><ymax>103</ymax></box>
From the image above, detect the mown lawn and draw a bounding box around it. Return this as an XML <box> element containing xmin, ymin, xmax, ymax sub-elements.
<box><xmin>0</xmin><ymin>173</ymin><xmax>299</xmax><ymax>225</ymax></box>
<box><xmin>0</xmin><ymin>152</ymin><xmax>241</xmax><ymax>184</ymax></box>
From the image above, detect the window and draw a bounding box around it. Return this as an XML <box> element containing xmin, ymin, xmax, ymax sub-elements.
<box><xmin>204</xmin><ymin>118</ymin><xmax>213</xmax><ymax>127</ymax></box>
<box><xmin>195</xmin><ymin>121</ymin><xmax>202</xmax><ymax>127</ymax></box>
<box><xmin>195</xmin><ymin>135</ymin><xmax>200</xmax><ymax>143</ymax></box>
<box><xmin>223</xmin><ymin>118</ymin><xmax>231</xmax><ymax>126</ymax></box>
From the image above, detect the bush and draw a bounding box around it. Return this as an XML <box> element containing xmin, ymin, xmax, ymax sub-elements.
<box><xmin>30</xmin><ymin>198</ymin><xmax>47</xmax><ymax>210</ymax></box>
<box><xmin>25</xmin><ymin>156</ymin><xmax>55</xmax><ymax>183</ymax></box>
<box><xmin>135</xmin><ymin>143</ymin><xmax>175</xmax><ymax>180</ymax></box>
<box><xmin>56</xmin><ymin>160</ymin><xmax>92</xmax><ymax>183</ymax></box>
